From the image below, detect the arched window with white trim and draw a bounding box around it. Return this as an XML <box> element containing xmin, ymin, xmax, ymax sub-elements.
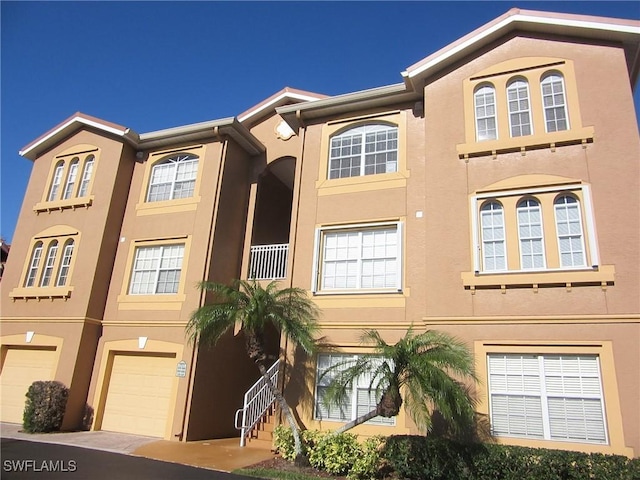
<box><xmin>517</xmin><ymin>198</ymin><xmax>545</xmax><ymax>269</ymax></box>
<box><xmin>24</xmin><ymin>242</ymin><xmax>43</xmax><ymax>287</ymax></box>
<box><xmin>554</xmin><ymin>195</ymin><xmax>586</xmax><ymax>267</ymax></box>
<box><xmin>56</xmin><ymin>239</ymin><xmax>75</xmax><ymax>286</ymax></box>
<box><xmin>328</xmin><ymin>123</ymin><xmax>398</xmax><ymax>179</ymax></box>
<box><xmin>147</xmin><ymin>153</ymin><xmax>199</xmax><ymax>202</ymax></box>
<box><xmin>62</xmin><ymin>158</ymin><xmax>80</xmax><ymax>200</ymax></box>
<box><xmin>481</xmin><ymin>201</ymin><xmax>506</xmax><ymax>271</ymax></box>
<box><xmin>48</xmin><ymin>161</ymin><xmax>65</xmax><ymax>201</ymax></box>
<box><xmin>507</xmin><ymin>79</ymin><xmax>532</xmax><ymax>137</ymax></box>
<box><xmin>541</xmin><ymin>73</ymin><xmax>569</xmax><ymax>132</ymax></box>
<box><xmin>474</xmin><ymin>84</ymin><xmax>497</xmax><ymax>141</ymax></box>
<box><xmin>78</xmin><ymin>155</ymin><xmax>95</xmax><ymax>197</ymax></box>
<box><xmin>40</xmin><ymin>240</ymin><xmax>59</xmax><ymax>287</ymax></box>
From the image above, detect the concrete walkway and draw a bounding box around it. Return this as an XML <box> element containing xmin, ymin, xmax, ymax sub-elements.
<box><xmin>0</xmin><ymin>422</ymin><xmax>275</xmax><ymax>472</ymax></box>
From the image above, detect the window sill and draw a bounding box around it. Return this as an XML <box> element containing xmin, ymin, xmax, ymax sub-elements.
<box><xmin>315</xmin><ymin>171</ymin><xmax>410</xmax><ymax>196</ymax></box>
<box><xmin>312</xmin><ymin>291</ymin><xmax>406</xmax><ymax>309</ymax></box>
<box><xmin>461</xmin><ymin>265</ymin><xmax>614</xmax><ymax>292</ymax></box>
<box><xmin>9</xmin><ymin>286</ymin><xmax>73</xmax><ymax>300</ymax></box>
<box><xmin>117</xmin><ymin>293</ymin><xmax>186</xmax><ymax>310</ymax></box>
<box><xmin>135</xmin><ymin>196</ymin><xmax>201</xmax><ymax>216</ymax></box>
<box><xmin>34</xmin><ymin>196</ymin><xmax>94</xmax><ymax>213</ymax></box>
<box><xmin>456</xmin><ymin>126</ymin><xmax>594</xmax><ymax>160</ymax></box>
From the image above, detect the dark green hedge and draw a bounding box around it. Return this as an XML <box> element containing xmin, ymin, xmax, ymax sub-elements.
<box><xmin>379</xmin><ymin>435</ymin><xmax>640</xmax><ymax>480</ymax></box>
<box><xmin>23</xmin><ymin>381</ymin><xmax>69</xmax><ymax>433</ymax></box>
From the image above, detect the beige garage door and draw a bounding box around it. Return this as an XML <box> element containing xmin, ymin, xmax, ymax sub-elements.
<box><xmin>100</xmin><ymin>352</ymin><xmax>176</xmax><ymax>438</ymax></box>
<box><xmin>0</xmin><ymin>347</ymin><xmax>57</xmax><ymax>423</ymax></box>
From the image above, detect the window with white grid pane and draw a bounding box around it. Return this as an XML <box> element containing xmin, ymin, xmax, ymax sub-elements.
<box><xmin>78</xmin><ymin>156</ymin><xmax>95</xmax><ymax>197</ymax></box>
<box><xmin>48</xmin><ymin>162</ymin><xmax>65</xmax><ymax>201</ymax></box>
<box><xmin>488</xmin><ymin>354</ymin><xmax>607</xmax><ymax>444</ymax></box>
<box><xmin>517</xmin><ymin>198</ymin><xmax>545</xmax><ymax>269</ymax></box>
<box><xmin>129</xmin><ymin>244</ymin><xmax>185</xmax><ymax>294</ymax></box>
<box><xmin>315</xmin><ymin>354</ymin><xmax>395</xmax><ymax>425</ymax></box>
<box><xmin>39</xmin><ymin>241</ymin><xmax>59</xmax><ymax>287</ymax></box>
<box><xmin>328</xmin><ymin>124</ymin><xmax>397</xmax><ymax>179</ymax></box>
<box><xmin>56</xmin><ymin>240</ymin><xmax>74</xmax><ymax>286</ymax></box>
<box><xmin>474</xmin><ymin>84</ymin><xmax>497</xmax><ymax>141</ymax></box>
<box><xmin>318</xmin><ymin>224</ymin><xmax>400</xmax><ymax>292</ymax></box>
<box><xmin>554</xmin><ymin>195</ymin><xmax>586</xmax><ymax>268</ymax></box>
<box><xmin>481</xmin><ymin>201</ymin><xmax>506</xmax><ymax>272</ymax></box>
<box><xmin>62</xmin><ymin>159</ymin><xmax>79</xmax><ymax>200</ymax></box>
<box><xmin>147</xmin><ymin>154</ymin><xmax>199</xmax><ymax>202</ymax></box>
<box><xmin>541</xmin><ymin>73</ymin><xmax>569</xmax><ymax>133</ymax></box>
<box><xmin>24</xmin><ymin>242</ymin><xmax>43</xmax><ymax>287</ymax></box>
<box><xmin>507</xmin><ymin>79</ymin><xmax>532</xmax><ymax>137</ymax></box>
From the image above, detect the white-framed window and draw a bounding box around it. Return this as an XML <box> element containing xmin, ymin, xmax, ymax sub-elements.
<box><xmin>315</xmin><ymin>353</ymin><xmax>394</xmax><ymax>426</ymax></box>
<box><xmin>78</xmin><ymin>155</ymin><xmax>95</xmax><ymax>197</ymax></box>
<box><xmin>554</xmin><ymin>195</ymin><xmax>586</xmax><ymax>268</ymax></box>
<box><xmin>541</xmin><ymin>73</ymin><xmax>569</xmax><ymax>133</ymax></box>
<box><xmin>62</xmin><ymin>159</ymin><xmax>79</xmax><ymax>200</ymax></box>
<box><xmin>48</xmin><ymin>161</ymin><xmax>65</xmax><ymax>201</ymax></box>
<box><xmin>39</xmin><ymin>240</ymin><xmax>59</xmax><ymax>287</ymax></box>
<box><xmin>480</xmin><ymin>201</ymin><xmax>506</xmax><ymax>272</ymax></box>
<box><xmin>128</xmin><ymin>244</ymin><xmax>185</xmax><ymax>295</ymax></box>
<box><xmin>313</xmin><ymin>222</ymin><xmax>402</xmax><ymax>293</ymax></box>
<box><xmin>474</xmin><ymin>84</ymin><xmax>497</xmax><ymax>141</ymax></box>
<box><xmin>24</xmin><ymin>242</ymin><xmax>43</xmax><ymax>287</ymax></box>
<box><xmin>517</xmin><ymin>198</ymin><xmax>545</xmax><ymax>269</ymax></box>
<box><xmin>147</xmin><ymin>154</ymin><xmax>199</xmax><ymax>202</ymax></box>
<box><xmin>487</xmin><ymin>353</ymin><xmax>607</xmax><ymax>444</ymax></box>
<box><xmin>507</xmin><ymin>79</ymin><xmax>532</xmax><ymax>137</ymax></box>
<box><xmin>328</xmin><ymin>124</ymin><xmax>398</xmax><ymax>179</ymax></box>
<box><xmin>55</xmin><ymin>240</ymin><xmax>75</xmax><ymax>286</ymax></box>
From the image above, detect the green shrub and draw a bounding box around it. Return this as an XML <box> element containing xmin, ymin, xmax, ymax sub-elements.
<box><xmin>308</xmin><ymin>431</ymin><xmax>361</xmax><ymax>475</ymax></box>
<box><xmin>380</xmin><ymin>435</ymin><xmax>639</xmax><ymax>480</ymax></box>
<box><xmin>23</xmin><ymin>381</ymin><xmax>69</xmax><ymax>433</ymax></box>
<box><xmin>349</xmin><ymin>436</ymin><xmax>384</xmax><ymax>480</ymax></box>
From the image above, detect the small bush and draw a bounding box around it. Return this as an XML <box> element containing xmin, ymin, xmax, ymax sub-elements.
<box><xmin>308</xmin><ymin>431</ymin><xmax>361</xmax><ymax>475</ymax></box>
<box><xmin>23</xmin><ymin>381</ymin><xmax>69</xmax><ymax>433</ymax></box>
<box><xmin>349</xmin><ymin>436</ymin><xmax>384</xmax><ymax>480</ymax></box>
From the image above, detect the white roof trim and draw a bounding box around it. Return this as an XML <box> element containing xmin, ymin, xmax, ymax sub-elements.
<box><xmin>19</xmin><ymin>116</ymin><xmax>129</xmax><ymax>157</ymax></box>
<box><xmin>238</xmin><ymin>91</ymin><xmax>323</xmax><ymax>122</ymax></box>
<box><xmin>404</xmin><ymin>12</ymin><xmax>640</xmax><ymax>80</ymax></box>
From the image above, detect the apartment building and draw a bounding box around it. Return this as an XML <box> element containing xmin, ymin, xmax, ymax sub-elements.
<box><xmin>1</xmin><ymin>9</ymin><xmax>638</xmax><ymax>457</ymax></box>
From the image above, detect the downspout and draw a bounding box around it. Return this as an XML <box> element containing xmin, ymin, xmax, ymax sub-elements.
<box><xmin>180</xmin><ymin>126</ymin><xmax>226</xmax><ymax>441</ymax></box>
<box><xmin>280</xmin><ymin>110</ymin><xmax>306</xmax><ymax>423</ymax></box>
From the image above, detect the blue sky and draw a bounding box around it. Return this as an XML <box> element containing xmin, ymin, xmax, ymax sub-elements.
<box><xmin>1</xmin><ymin>1</ymin><xmax>639</xmax><ymax>243</ymax></box>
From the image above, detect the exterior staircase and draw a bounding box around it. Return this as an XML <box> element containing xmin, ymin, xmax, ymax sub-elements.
<box><xmin>235</xmin><ymin>359</ymin><xmax>279</xmax><ymax>447</ymax></box>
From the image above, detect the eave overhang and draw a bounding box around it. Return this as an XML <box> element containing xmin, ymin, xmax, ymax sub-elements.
<box><xmin>276</xmin><ymin>83</ymin><xmax>421</xmax><ymax>131</ymax></box>
<box><xmin>402</xmin><ymin>8</ymin><xmax>640</xmax><ymax>91</ymax></box>
<box><xmin>238</xmin><ymin>87</ymin><xmax>328</xmax><ymax>127</ymax></box>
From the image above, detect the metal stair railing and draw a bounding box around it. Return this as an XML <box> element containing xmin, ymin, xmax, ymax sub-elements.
<box><xmin>234</xmin><ymin>359</ymin><xmax>280</xmax><ymax>447</ymax></box>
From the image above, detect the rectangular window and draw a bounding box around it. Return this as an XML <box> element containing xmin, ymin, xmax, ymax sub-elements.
<box><xmin>315</xmin><ymin>354</ymin><xmax>394</xmax><ymax>425</ymax></box>
<box><xmin>315</xmin><ymin>223</ymin><xmax>401</xmax><ymax>292</ymax></box>
<box><xmin>129</xmin><ymin>244</ymin><xmax>185</xmax><ymax>295</ymax></box>
<box><xmin>488</xmin><ymin>354</ymin><xmax>607</xmax><ymax>444</ymax></box>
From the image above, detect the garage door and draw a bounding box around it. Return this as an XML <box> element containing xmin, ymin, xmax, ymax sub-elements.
<box><xmin>100</xmin><ymin>352</ymin><xmax>176</xmax><ymax>438</ymax></box>
<box><xmin>0</xmin><ymin>347</ymin><xmax>57</xmax><ymax>423</ymax></box>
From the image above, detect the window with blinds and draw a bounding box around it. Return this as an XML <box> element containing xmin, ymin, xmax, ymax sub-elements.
<box><xmin>315</xmin><ymin>353</ymin><xmax>394</xmax><ymax>426</ymax></box>
<box><xmin>488</xmin><ymin>354</ymin><xmax>607</xmax><ymax>444</ymax></box>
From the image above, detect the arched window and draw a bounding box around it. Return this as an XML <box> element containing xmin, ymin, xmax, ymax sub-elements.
<box><xmin>554</xmin><ymin>195</ymin><xmax>585</xmax><ymax>267</ymax></box>
<box><xmin>56</xmin><ymin>239</ymin><xmax>75</xmax><ymax>286</ymax></box>
<box><xmin>517</xmin><ymin>198</ymin><xmax>545</xmax><ymax>269</ymax></box>
<box><xmin>507</xmin><ymin>79</ymin><xmax>532</xmax><ymax>137</ymax></box>
<box><xmin>48</xmin><ymin>161</ymin><xmax>65</xmax><ymax>201</ymax></box>
<box><xmin>328</xmin><ymin>124</ymin><xmax>398</xmax><ymax>179</ymax></box>
<box><xmin>474</xmin><ymin>85</ymin><xmax>497</xmax><ymax>141</ymax></box>
<box><xmin>481</xmin><ymin>201</ymin><xmax>506</xmax><ymax>271</ymax></box>
<box><xmin>78</xmin><ymin>155</ymin><xmax>95</xmax><ymax>197</ymax></box>
<box><xmin>147</xmin><ymin>153</ymin><xmax>199</xmax><ymax>202</ymax></box>
<box><xmin>24</xmin><ymin>242</ymin><xmax>44</xmax><ymax>287</ymax></box>
<box><xmin>62</xmin><ymin>158</ymin><xmax>80</xmax><ymax>200</ymax></box>
<box><xmin>40</xmin><ymin>240</ymin><xmax>59</xmax><ymax>287</ymax></box>
<box><xmin>541</xmin><ymin>73</ymin><xmax>569</xmax><ymax>132</ymax></box>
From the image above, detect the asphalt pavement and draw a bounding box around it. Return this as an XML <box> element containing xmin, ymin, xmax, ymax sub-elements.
<box><xmin>2</xmin><ymin>438</ymin><xmax>259</xmax><ymax>480</ymax></box>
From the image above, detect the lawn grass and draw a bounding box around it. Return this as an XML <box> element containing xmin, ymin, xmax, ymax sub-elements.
<box><xmin>233</xmin><ymin>467</ymin><xmax>323</xmax><ymax>480</ymax></box>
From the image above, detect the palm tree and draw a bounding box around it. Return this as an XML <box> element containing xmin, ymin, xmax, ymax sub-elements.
<box><xmin>186</xmin><ymin>279</ymin><xmax>320</xmax><ymax>462</ymax></box>
<box><xmin>322</xmin><ymin>328</ymin><xmax>477</xmax><ymax>436</ymax></box>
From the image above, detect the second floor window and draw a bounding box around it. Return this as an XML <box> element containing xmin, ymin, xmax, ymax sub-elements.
<box><xmin>23</xmin><ymin>237</ymin><xmax>76</xmax><ymax>288</ymax></box>
<box><xmin>129</xmin><ymin>244</ymin><xmax>185</xmax><ymax>295</ymax></box>
<box><xmin>507</xmin><ymin>79</ymin><xmax>532</xmax><ymax>137</ymax></box>
<box><xmin>541</xmin><ymin>74</ymin><xmax>569</xmax><ymax>132</ymax></box>
<box><xmin>328</xmin><ymin>124</ymin><xmax>398</xmax><ymax>179</ymax></box>
<box><xmin>474</xmin><ymin>85</ymin><xmax>498</xmax><ymax>141</ymax></box>
<box><xmin>147</xmin><ymin>154</ymin><xmax>199</xmax><ymax>202</ymax></box>
<box><xmin>480</xmin><ymin>201</ymin><xmax>506</xmax><ymax>272</ymax></box>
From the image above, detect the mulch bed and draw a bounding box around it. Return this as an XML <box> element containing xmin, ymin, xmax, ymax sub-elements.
<box><xmin>248</xmin><ymin>456</ymin><xmax>349</xmax><ymax>479</ymax></box>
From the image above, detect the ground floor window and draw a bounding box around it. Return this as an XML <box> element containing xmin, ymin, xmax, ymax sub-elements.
<box><xmin>487</xmin><ymin>353</ymin><xmax>607</xmax><ymax>444</ymax></box>
<box><xmin>315</xmin><ymin>353</ymin><xmax>394</xmax><ymax>426</ymax></box>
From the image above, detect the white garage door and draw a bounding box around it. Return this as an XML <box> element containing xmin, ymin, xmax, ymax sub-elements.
<box><xmin>0</xmin><ymin>347</ymin><xmax>57</xmax><ymax>423</ymax></box>
<box><xmin>100</xmin><ymin>353</ymin><xmax>176</xmax><ymax>438</ymax></box>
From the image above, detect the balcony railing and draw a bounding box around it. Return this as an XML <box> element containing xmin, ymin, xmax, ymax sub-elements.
<box><xmin>248</xmin><ymin>243</ymin><xmax>289</xmax><ymax>280</ymax></box>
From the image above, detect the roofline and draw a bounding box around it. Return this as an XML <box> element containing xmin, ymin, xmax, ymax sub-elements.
<box><xmin>238</xmin><ymin>87</ymin><xmax>327</xmax><ymax>124</ymax></box>
<box><xmin>403</xmin><ymin>9</ymin><xmax>640</xmax><ymax>86</ymax></box>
